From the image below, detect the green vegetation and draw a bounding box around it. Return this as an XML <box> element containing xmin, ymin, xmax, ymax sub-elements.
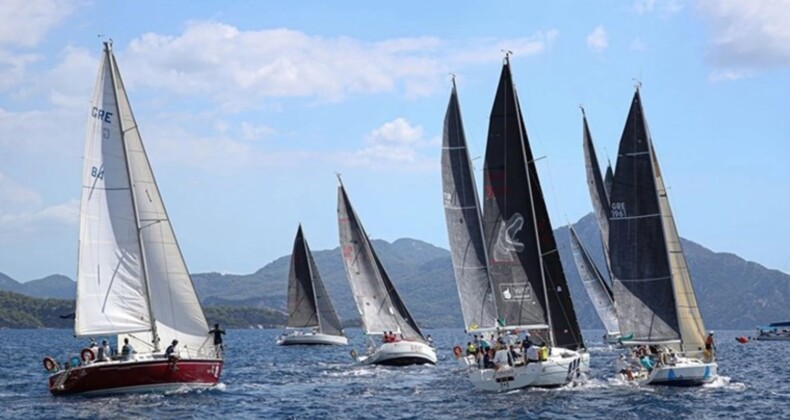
<box><xmin>0</xmin><ymin>291</ymin><xmax>286</xmax><ymax>329</ymax></box>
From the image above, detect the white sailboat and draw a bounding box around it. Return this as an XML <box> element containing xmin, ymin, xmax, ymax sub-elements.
<box><xmin>336</xmin><ymin>177</ymin><xmax>437</xmax><ymax>366</ymax></box>
<box><xmin>42</xmin><ymin>42</ymin><xmax>222</xmax><ymax>395</ymax></box>
<box><xmin>608</xmin><ymin>88</ymin><xmax>717</xmax><ymax>386</ymax></box>
<box><xmin>443</xmin><ymin>58</ymin><xmax>588</xmax><ymax>392</ymax></box>
<box><xmin>277</xmin><ymin>225</ymin><xmax>348</xmax><ymax>346</ymax></box>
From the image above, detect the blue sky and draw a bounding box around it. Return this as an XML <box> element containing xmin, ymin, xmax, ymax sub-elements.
<box><xmin>1</xmin><ymin>0</ymin><xmax>788</xmax><ymax>281</ymax></box>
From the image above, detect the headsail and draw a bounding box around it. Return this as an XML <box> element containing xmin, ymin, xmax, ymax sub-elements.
<box><xmin>79</xmin><ymin>43</ymin><xmax>210</xmax><ymax>356</ymax></box>
<box><xmin>287</xmin><ymin>225</ymin><xmax>343</xmax><ymax>336</ymax></box>
<box><xmin>608</xmin><ymin>89</ymin><xmax>680</xmax><ymax>345</ymax></box>
<box><xmin>651</xmin><ymin>146</ymin><xmax>706</xmax><ymax>352</ymax></box>
<box><xmin>337</xmin><ymin>179</ymin><xmax>425</xmax><ymax>341</ymax></box>
<box><xmin>604</xmin><ymin>163</ymin><xmax>614</xmax><ymax>201</ymax></box>
<box><xmin>482</xmin><ymin>58</ymin><xmax>583</xmax><ymax>349</ymax></box>
<box><xmin>582</xmin><ymin>109</ymin><xmax>612</xmax><ymax>273</ymax></box>
<box><xmin>441</xmin><ymin>80</ymin><xmax>498</xmax><ymax>332</ymax></box>
<box><xmin>569</xmin><ymin>225</ymin><xmax>619</xmax><ymax>336</ymax></box>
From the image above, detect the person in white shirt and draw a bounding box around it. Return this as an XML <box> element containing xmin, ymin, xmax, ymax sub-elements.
<box><xmin>526</xmin><ymin>344</ymin><xmax>540</xmax><ymax>364</ymax></box>
<box><xmin>493</xmin><ymin>347</ymin><xmax>512</xmax><ymax>370</ymax></box>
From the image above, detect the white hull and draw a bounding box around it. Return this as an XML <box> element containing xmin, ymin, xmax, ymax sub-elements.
<box><xmin>277</xmin><ymin>332</ymin><xmax>348</xmax><ymax>346</ymax></box>
<box><xmin>622</xmin><ymin>357</ymin><xmax>717</xmax><ymax>386</ymax></box>
<box><xmin>354</xmin><ymin>341</ymin><xmax>437</xmax><ymax>366</ymax></box>
<box><xmin>754</xmin><ymin>333</ymin><xmax>790</xmax><ymax>341</ymax></box>
<box><xmin>459</xmin><ymin>347</ymin><xmax>590</xmax><ymax>392</ymax></box>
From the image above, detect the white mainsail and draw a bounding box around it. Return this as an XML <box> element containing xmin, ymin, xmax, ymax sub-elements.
<box><xmin>77</xmin><ymin>43</ymin><xmax>210</xmax><ymax>357</ymax></box>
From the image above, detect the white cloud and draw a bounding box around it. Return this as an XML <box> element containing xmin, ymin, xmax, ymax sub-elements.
<box><xmin>0</xmin><ymin>0</ymin><xmax>76</xmax><ymax>47</ymax></box>
<box><xmin>697</xmin><ymin>0</ymin><xmax>790</xmax><ymax>77</ymax></box>
<box><xmin>0</xmin><ymin>171</ymin><xmax>42</xmax><ymax>210</ymax></box>
<box><xmin>634</xmin><ymin>0</ymin><xmax>685</xmax><ymax>16</ymax></box>
<box><xmin>0</xmin><ymin>199</ymin><xmax>79</xmax><ymax>237</ymax></box>
<box><xmin>586</xmin><ymin>26</ymin><xmax>608</xmax><ymax>52</ymax></box>
<box><xmin>112</xmin><ymin>22</ymin><xmax>559</xmax><ymax>109</ymax></box>
<box><xmin>338</xmin><ymin>118</ymin><xmax>437</xmax><ymax>171</ymax></box>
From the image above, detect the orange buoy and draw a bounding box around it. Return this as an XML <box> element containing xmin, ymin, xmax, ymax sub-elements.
<box><xmin>736</xmin><ymin>336</ymin><xmax>749</xmax><ymax>344</ymax></box>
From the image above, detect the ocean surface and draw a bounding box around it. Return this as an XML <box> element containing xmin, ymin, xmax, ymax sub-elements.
<box><xmin>2</xmin><ymin>328</ymin><xmax>785</xmax><ymax>419</ymax></box>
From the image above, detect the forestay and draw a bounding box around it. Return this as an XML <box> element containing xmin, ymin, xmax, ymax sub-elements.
<box><xmin>608</xmin><ymin>90</ymin><xmax>681</xmax><ymax>345</ymax></box>
<box><xmin>441</xmin><ymin>81</ymin><xmax>498</xmax><ymax>332</ymax></box>
<box><xmin>337</xmin><ymin>181</ymin><xmax>425</xmax><ymax>341</ymax></box>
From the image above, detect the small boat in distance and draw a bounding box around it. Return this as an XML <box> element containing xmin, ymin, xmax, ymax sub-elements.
<box><xmin>277</xmin><ymin>225</ymin><xmax>348</xmax><ymax>346</ymax></box>
<box><xmin>42</xmin><ymin>42</ymin><xmax>222</xmax><ymax>396</ymax></box>
<box><xmin>608</xmin><ymin>87</ymin><xmax>717</xmax><ymax>386</ymax></box>
<box><xmin>754</xmin><ymin>322</ymin><xmax>790</xmax><ymax>341</ymax></box>
<box><xmin>336</xmin><ymin>176</ymin><xmax>437</xmax><ymax>366</ymax></box>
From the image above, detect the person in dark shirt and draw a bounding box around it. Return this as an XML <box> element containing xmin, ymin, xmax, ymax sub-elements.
<box><xmin>209</xmin><ymin>324</ymin><xmax>226</xmax><ymax>357</ymax></box>
<box><xmin>165</xmin><ymin>339</ymin><xmax>179</xmax><ymax>359</ymax></box>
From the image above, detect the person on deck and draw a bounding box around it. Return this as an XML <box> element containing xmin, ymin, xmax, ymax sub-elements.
<box><xmin>525</xmin><ymin>342</ymin><xmax>539</xmax><ymax>364</ymax></box>
<box><xmin>209</xmin><ymin>323</ymin><xmax>226</xmax><ymax>357</ymax></box>
<box><xmin>121</xmin><ymin>338</ymin><xmax>135</xmax><ymax>361</ymax></box>
<box><xmin>704</xmin><ymin>331</ymin><xmax>715</xmax><ymax>362</ymax></box>
<box><xmin>639</xmin><ymin>354</ymin><xmax>654</xmax><ymax>372</ymax></box>
<box><xmin>97</xmin><ymin>339</ymin><xmax>111</xmax><ymax>361</ymax></box>
<box><xmin>466</xmin><ymin>342</ymin><xmax>476</xmax><ymax>356</ymax></box>
<box><xmin>165</xmin><ymin>340</ymin><xmax>179</xmax><ymax>359</ymax></box>
<box><xmin>616</xmin><ymin>354</ymin><xmax>634</xmax><ymax>380</ymax></box>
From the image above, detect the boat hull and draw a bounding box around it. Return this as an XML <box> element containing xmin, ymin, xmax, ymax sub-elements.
<box><xmin>460</xmin><ymin>348</ymin><xmax>589</xmax><ymax>392</ymax></box>
<box><xmin>356</xmin><ymin>341</ymin><xmax>437</xmax><ymax>366</ymax></box>
<box><xmin>624</xmin><ymin>358</ymin><xmax>717</xmax><ymax>387</ymax></box>
<box><xmin>754</xmin><ymin>335</ymin><xmax>790</xmax><ymax>341</ymax></box>
<box><xmin>48</xmin><ymin>358</ymin><xmax>223</xmax><ymax>396</ymax></box>
<box><xmin>277</xmin><ymin>333</ymin><xmax>348</xmax><ymax>346</ymax></box>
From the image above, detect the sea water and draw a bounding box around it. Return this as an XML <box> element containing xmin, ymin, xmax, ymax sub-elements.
<box><xmin>2</xmin><ymin>328</ymin><xmax>785</xmax><ymax>418</ymax></box>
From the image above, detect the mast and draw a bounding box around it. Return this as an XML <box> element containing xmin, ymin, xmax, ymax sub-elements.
<box><xmin>105</xmin><ymin>41</ymin><xmax>159</xmax><ymax>350</ymax></box>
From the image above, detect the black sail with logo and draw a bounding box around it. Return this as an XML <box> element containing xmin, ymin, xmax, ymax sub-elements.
<box><xmin>608</xmin><ymin>90</ymin><xmax>680</xmax><ymax>343</ymax></box>
<box><xmin>482</xmin><ymin>59</ymin><xmax>583</xmax><ymax>350</ymax></box>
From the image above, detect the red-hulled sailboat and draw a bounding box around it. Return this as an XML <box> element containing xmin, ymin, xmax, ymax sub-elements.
<box><xmin>43</xmin><ymin>42</ymin><xmax>223</xmax><ymax>396</ymax></box>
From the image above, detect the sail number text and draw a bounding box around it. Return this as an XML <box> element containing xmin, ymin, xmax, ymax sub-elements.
<box><xmin>91</xmin><ymin>166</ymin><xmax>104</xmax><ymax>180</ymax></box>
<box><xmin>91</xmin><ymin>107</ymin><xmax>113</xmax><ymax>123</ymax></box>
<box><xmin>611</xmin><ymin>202</ymin><xmax>627</xmax><ymax>218</ymax></box>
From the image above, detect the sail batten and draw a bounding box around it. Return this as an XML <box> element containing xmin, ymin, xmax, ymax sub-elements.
<box><xmin>441</xmin><ymin>82</ymin><xmax>498</xmax><ymax>332</ymax></box>
<box><xmin>337</xmin><ymin>182</ymin><xmax>425</xmax><ymax>341</ymax></box>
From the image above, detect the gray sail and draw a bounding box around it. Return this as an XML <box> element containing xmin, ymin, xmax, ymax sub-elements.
<box><xmin>441</xmin><ymin>80</ymin><xmax>498</xmax><ymax>332</ymax></box>
<box><xmin>569</xmin><ymin>226</ymin><xmax>619</xmax><ymax>336</ymax></box>
<box><xmin>337</xmin><ymin>180</ymin><xmax>425</xmax><ymax>341</ymax></box>
<box><xmin>287</xmin><ymin>225</ymin><xmax>343</xmax><ymax>335</ymax></box>
<box><xmin>608</xmin><ymin>89</ymin><xmax>680</xmax><ymax>344</ymax></box>
<box><xmin>582</xmin><ymin>110</ymin><xmax>612</xmax><ymax>274</ymax></box>
<box><xmin>604</xmin><ymin>163</ymin><xmax>614</xmax><ymax>201</ymax></box>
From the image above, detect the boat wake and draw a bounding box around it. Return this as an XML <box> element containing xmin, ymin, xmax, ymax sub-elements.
<box><xmin>703</xmin><ymin>375</ymin><xmax>746</xmax><ymax>391</ymax></box>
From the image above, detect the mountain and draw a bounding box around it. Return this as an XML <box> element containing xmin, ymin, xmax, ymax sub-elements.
<box><xmin>2</xmin><ymin>215</ymin><xmax>789</xmax><ymax>330</ymax></box>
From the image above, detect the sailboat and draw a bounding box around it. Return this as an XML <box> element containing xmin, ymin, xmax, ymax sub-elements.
<box><xmin>608</xmin><ymin>88</ymin><xmax>717</xmax><ymax>386</ymax></box>
<box><xmin>41</xmin><ymin>42</ymin><xmax>222</xmax><ymax>396</ymax></box>
<box><xmin>443</xmin><ymin>57</ymin><xmax>588</xmax><ymax>392</ymax></box>
<box><xmin>277</xmin><ymin>225</ymin><xmax>348</xmax><ymax>346</ymax></box>
<box><xmin>575</xmin><ymin>108</ymin><xmax>621</xmax><ymax>344</ymax></box>
<box><xmin>336</xmin><ymin>177</ymin><xmax>437</xmax><ymax>366</ymax></box>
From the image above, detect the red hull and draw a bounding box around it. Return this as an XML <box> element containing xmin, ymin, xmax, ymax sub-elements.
<box><xmin>48</xmin><ymin>358</ymin><xmax>223</xmax><ymax>396</ymax></box>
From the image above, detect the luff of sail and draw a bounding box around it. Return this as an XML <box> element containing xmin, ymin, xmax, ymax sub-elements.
<box><xmin>609</xmin><ymin>89</ymin><xmax>681</xmax><ymax>345</ymax></box>
<box><xmin>582</xmin><ymin>110</ymin><xmax>612</xmax><ymax>273</ymax></box>
<box><xmin>441</xmin><ymin>80</ymin><xmax>498</xmax><ymax>332</ymax></box>
<box><xmin>337</xmin><ymin>180</ymin><xmax>425</xmax><ymax>341</ymax></box>
<box><xmin>651</xmin><ymin>143</ymin><xmax>707</xmax><ymax>353</ymax></box>
<box><xmin>82</xmin><ymin>43</ymin><xmax>211</xmax><ymax>356</ymax></box>
<box><xmin>569</xmin><ymin>226</ymin><xmax>619</xmax><ymax>336</ymax></box>
<box><xmin>287</xmin><ymin>225</ymin><xmax>343</xmax><ymax>336</ymax></box>
<box><xmin>604</xmin><ymin>163</ymin><xmax>614</xmax><ymax>201</ymax></box>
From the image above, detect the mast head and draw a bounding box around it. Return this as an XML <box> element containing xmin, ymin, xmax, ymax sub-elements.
<box><xmin>501</xmin><ymin>49</ymin><xmax>513</xmax><ymax>65</ymax></box>
<box><xmin>334</xmin><ymin>172</ymin><xmax>344</xmax><ymax>187</ymax></box>
<box><xmin>579</xmin><ymin>104</ymin><xmax>587</xmax><ymax>119</ymax></box>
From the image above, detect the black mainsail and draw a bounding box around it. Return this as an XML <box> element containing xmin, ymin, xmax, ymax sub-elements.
<box><xmin>608</xmin><ymin>89</ymin><xmax>681</xmax><ymax>344</ymax></box>
<box><xmin>482</xmin><ymin>57</ymin><xmax>584</xmax><ymax>350</ymax></box>
<box><xmin>286</xmin><ymin>225</ymin><xmax>343</xmax><ymax>336</ymax></box>
<box><xmin>337</xmin><ymin>179</ymin><xmax>425</xmax><ymax>342</ymax></box>
<box><xmin>441</xmin><ymin>79</ymin><xmax>498</xmax><ymax>332</ymax></box>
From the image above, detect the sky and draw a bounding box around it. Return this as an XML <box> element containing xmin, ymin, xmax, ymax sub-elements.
<box><xmin>0</xmin><ymin>0</ymin><xmax>788</xmax><ymax>281</ymax></box>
